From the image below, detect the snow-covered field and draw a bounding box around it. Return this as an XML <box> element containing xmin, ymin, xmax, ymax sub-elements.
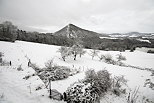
<box><xmin>0</xmin><ymin>41</ymin><xmax>154</xmax><ymax>103</ymax></box>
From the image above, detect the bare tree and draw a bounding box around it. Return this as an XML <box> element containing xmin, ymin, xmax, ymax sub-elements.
<box><xmin>71</xmin><ymin>44</ymin><xmax>81</xmax><ymax>60</ymax></box>
<box><xmin>58</xmin><ymin>46</ymin><xmax>70</xmax><ymax>61</ymax></box>
<box><xmin>89</xmin><ymin>48</ymin><xmax>100</xmax><ymax>60</ymax></box>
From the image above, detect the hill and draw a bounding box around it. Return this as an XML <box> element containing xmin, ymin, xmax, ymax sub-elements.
<box><xmin>53</xmin><ymin>24</ymin><xmax>109</xmax><ymax>38</ymax></box>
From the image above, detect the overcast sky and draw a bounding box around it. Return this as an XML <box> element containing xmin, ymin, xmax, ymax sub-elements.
<box><xmin>0</xmin><ymin>0</ymin><xmax>154</xmax><ymax>33</ymax></box>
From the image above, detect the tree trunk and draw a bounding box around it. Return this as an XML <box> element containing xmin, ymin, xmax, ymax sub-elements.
<box><xmin>92</xmin><ymin>56</ymin><xmax>94</xmax><ymax>60</ymax></box>
<box><xmin>62</xmin><ymin>56</ymin><xmax>65</xmax><ymax>61</ymax></box>
<box><xmin>74</xmin><ymin>54</ymin><xmax>77</xmax><ymax>60</ymax></box>
<box><xmin>80</xmin><ymin>53</ymin><xmax>81</xmax><ymax>58</ymax></box>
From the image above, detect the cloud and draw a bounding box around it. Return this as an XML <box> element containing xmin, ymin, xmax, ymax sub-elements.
<box><xmin>0</xmin><ymin>0</ymin><xmax>154</xmax><ymax>33</ymax></box>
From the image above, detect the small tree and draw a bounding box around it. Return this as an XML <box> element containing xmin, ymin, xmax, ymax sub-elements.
<box><xmin>45</xmin><ymin>58</ymin><xmax>54</xmax><ymax>70</ymax></box>
<box><xmin>103</xmin><ymin>54</ymin><xmax>113</xmax><ymax>63</ymax></box>
<box><xmin>71</xmin><ymin>44</ymin><xmax>81</xmax><ymax>60</ymax></box>
<box><xmin>58</xmin><ymin>46</ymin><xmax>70</xmax><ymax>61</ymax></box>
<box><xmin>89</xmin><ymin>49</ymin><xmax>100</xmax><ymax>60</ymax></box>
<box><xmin>79</xmin><ymin>47</ymin><xmax>86</xmax><ymax>58</ymax></box>
<box><xmin>71</xmin><ymin>43</ymin><xmax>86</xmax><ymax>60</ymax></box>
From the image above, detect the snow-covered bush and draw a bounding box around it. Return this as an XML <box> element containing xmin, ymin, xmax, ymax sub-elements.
<box><xmin>103</xmin><ymin>54</ymin><xmax>113</xmax><ymax>63</ymax></box>
<box><xmin>38</xmin><ymin>65</ymin><xmax>71</xmax><ymax>82</ymax></box>
<box><xmin>51</xmin><ymin>66</ymin><xmax>70</xmax><ymax>81</ymax></box>
<box><xmin>0</xmin><ymin>52</ymin><xmax>9</xmax><ymax>66</ymax></box>
<box><xmin>84</xmin><ymin>69</ymin><xmax>111</xmax><ymax>95</ymax></box>
<box><xmin>144</xmin><ymin>79</ymin><xmax>154</xmax><ymax>90</ymax></box>
<box><xmin>116</xmin><ymin>53</ymin><xmax>126</xmax><ymax>62</ymax></box>
<box><xmin>66</xmin><ymin>81</ymin><xmax>100</xmax><ymax>103</ymax></box>
<box><xmin>45</xmin><ymin>59</ymin><xmax>54</xmax><ymax>70</ymax></box>
<box><xmin>65</xmin><ymin>69</ymin><xmax>111</xmax><ymax>103</ymax></box>
<box><xmin>100</xmin><ymin>54</ymin><xmax>116</xmax><ymax>65</ymax></box>
<box><xmin>0</xmin><ymin>60</ymin><xmax>10</xmax><ymax>66</ymax></box>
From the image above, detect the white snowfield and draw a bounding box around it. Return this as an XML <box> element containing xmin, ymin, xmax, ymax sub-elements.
<box><xmin>0</xmin><ymin>41</ymin><xmax>154</xmax><ymax>103</ymax></box>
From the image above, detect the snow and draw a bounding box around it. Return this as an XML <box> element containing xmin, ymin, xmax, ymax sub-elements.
<box><xmin>99</xmin><ymin>37</ymin><xmax>118</xmax><ymax>39</ymax></box>
<box><xmin>0</xmin><ymin>66</ymin><xmax>65</xmax><ymax>103</ymax></box>
<box><xmin>0</xmin><ymin>40</ymin><xmax>154</xmax><ymax>103</ymax></box>
<box><xmin>137</xmin><ymin>39</ymin><xmax>151</xmax><ymax>43</ymax></box>
<box><xmin>136</xmin><ymin>47</ymin><xmax>154</xmax><ymax>53</ymax></box>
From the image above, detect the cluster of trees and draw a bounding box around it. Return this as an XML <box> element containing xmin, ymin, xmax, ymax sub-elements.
<box><xmin>0</xmin><ymin>21</ymin><xmax>18</xmax><ymax>42</ymax></box>
<box><xmin>58</xmin><ymin>40</ymin><xmax>86</xmax><ymax>61</ymax></box>
<box><xmin>17</xmin><ymin>30</ymin><xmax>74</xmax><ymax>46</ymax></box>
<box><xmin>82</xmin><ymin>37</ymin><xmax>153</xmax><ymax>51</ymax></box>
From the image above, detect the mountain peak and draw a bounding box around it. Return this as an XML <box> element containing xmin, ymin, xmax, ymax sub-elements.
<box><xmin>68</xmin><ymin>23</ymin><xmax>74</xmax><ymax>26</ymax></box>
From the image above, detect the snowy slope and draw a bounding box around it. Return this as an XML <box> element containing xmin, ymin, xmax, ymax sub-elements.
<box><xmin>0</xmin><ymin>41</ymin><xmax>154</xmax><ymax>103</ymax></box>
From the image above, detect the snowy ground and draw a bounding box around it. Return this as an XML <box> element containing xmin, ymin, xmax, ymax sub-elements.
<box><xmin>0</xmin><ymin>41</ymin><xmax>154</xmax><ymax>103</ymax></box>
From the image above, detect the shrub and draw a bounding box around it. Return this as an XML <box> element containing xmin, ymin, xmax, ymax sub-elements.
<box><xmin>51</xmin><ymin>66</ymin><xmax>70</xmax><ymax>81</ymax></box>
<box><xmin>66</xmin><ymin>81</ymin><xmax>100</xmax><ymax>103</ymax></box>
<box><xmin>45</xmin><ymin>59</ymin><xmax>54</xmax><ymax>70</ymax></box>
<box><xmin>147</xmin><ymin>50</ymin><xmax>154</xmax><ymax>54</ymax></box>
<box><xmin>0</xmin><ymin>60</ymin><xmax>10</xmax><ymax>66</ymax></box>
<box><xmin>85</xmin><ymin>69</ymin><xmax>111</xmax><ymax>96</ymax></box>
<box><xmin>38</xmin><ymin>65</ymin><xmax>71</xmax><ymax>82</ymax></box>
<box><xmin>66</xmin><ymin>69</ymin><xmax>111</xmax><ymax>103</ymax></box>
<box><xmin>103</xmin><ymin>54</ymin><xmax>113</xmax><ymax>63</ymax></box>
<box><xmin>112</xmin><ymin>75</ymin><xmax>127</xmax><ymax>96</ymax></box>
<box><xmin>100</xmin><ymin>54</ymin><xmax>116</xmax><ymax>64</ymax></box>
<box><xmin>116</xmin><ymin>53</ymin><xmax>126</xmax><ymax>62</ymax></box>
<box><xmin>99</xmin><ymin>54</ymin><xmax>105</xmax><ymax>61</ymax></box>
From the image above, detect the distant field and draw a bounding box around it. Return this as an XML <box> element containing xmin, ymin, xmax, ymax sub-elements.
<box><xmin>136</xmin><ymin>47</ymin><xmax>154</xmax><ymax>52</ymax></box>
